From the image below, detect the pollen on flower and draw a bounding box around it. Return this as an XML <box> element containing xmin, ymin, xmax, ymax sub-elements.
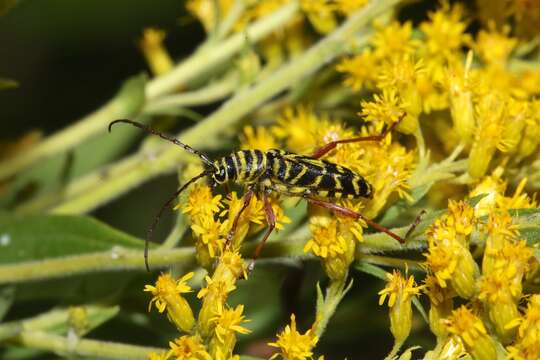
<box><xmin>268</xmin><ymin>314</ymin><xmax>319</xmax><ymax>360</ymax></box>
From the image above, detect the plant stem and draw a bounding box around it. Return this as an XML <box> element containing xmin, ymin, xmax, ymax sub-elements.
<box><xmin>145</xmin><ymin>1</ymin><xmax>300</xmax><ymax>99</ymax></box>
<box><xmin>314</xmin><ymin>277</ymin><xmax>353</xmax><ymax>338</ymax></box>
<box><xmin>9</xmin><ymin>330</ymin><xmax>163</xmax><ymax>360</ymax></box>
<box><xmin>45</xmin><ymin>0</ymin><xmax>401</xmax><ymax>215</ymax></box>
<box><xmin>143</xmin><ymin>71</ymin><xmax>238</xmax><ymax>114</ymax></box>
<box><xmin>0</xmin><ymin>75</ymin><xmax>146</xmax><ymax>182</ymax></box>
<box><xmin>0</xmin><ymin>247</ymin><xmax>195</xmax><ymax>284</ymax></box>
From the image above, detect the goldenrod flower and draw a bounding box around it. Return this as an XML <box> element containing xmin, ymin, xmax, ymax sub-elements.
<box><xmin>273</xmin><ymin>106</ymin><xmax>320</xmax><ymax>154</ymax></box>
<box><xmin>336</xmin><ymin>50</ymin><xmax>378</xmax><ymax>90</ymax></box>
<box><xmin>378</xmin><ymin>270</ymin><xmax>422</xmax><ymax>346</ymax></box>
<box><xmin>425</xmin><ymin>213</ymin><xmax>480</xmax><ymax>299</ymax></box>
<box><xmin>505</xmin><ymin>295</ymin><xmax>540</xmax><ymax>360</ymax></box>
<box><xmin>478</xmin><ymin>270</ymin><xmax>520</xmax><ymax>343</ymax></box>
<box><xmin>443</xmin><ymin>306</ymin><xmax>497</xmax><ymax>360</ymax></box>
<box><xmin>268</xmin><ymin>314</ymin><xmax>319</xmax><ymax>360</ymax></box>
<box><xmin>361</xmin><ymin>142</ymin><xmax>415</xmax><ymax>218</ymax></box>
<box><xmin>496</xmin><ymin>178</ymin><xmax>538</xmax><ymax>211</ymax></box>
<box><xmin>489</xmin><ymin>240</ymin><xmax>533</xmax><ymax>300</ymax></box>
<box><xmin>371</xmin><ymin>21</ymin><xmax>418</xmax><ymax>60</ymax></box>
<box><xmin>469</xmin><ymin>171</ymin><xmax>507</xmax><ymax>217</ymax></box>
<box><xmin>191</xmin><ymin>215</ymin><xmax>227</xmax><ymax>268</ymax></box>
<box><xmin>419</xmin><ymin>2</ymin><xmax>470</xmax><ymax>63</ymax></box>
<box><xmin>221</xmin><ymin>191</ymin><xmax>265</xmax><ymax>248</ymax></box>
<box><xmin>424</xmin><ymin>274</ymin><xmax>454</xmax><ymax>339</ymax></box>
<box><xmin>424</xmin><ymin>336</ymin><xmax>466</xmax><ymax>360</ymax></box>
<box><xmin>181</xmin><ymin>185</ymin><xmax>223</xmax><ymax>224</ymax></box>
<box><xmin>377</xmin><ymin>54</ymin><xmax>425</xmax><ymax>121</ymax></box>
<box><xmin>197</xmin><ymin>251</ymin><xmax>245</xmax><ymax>338</ymax></box>
<box><xmin>304</xmin><ymin>214</ymin><xmax>359</xmax><ymax>280</ymax></box>
<box><xmin>475</xmin><ymin>25</ymin><xmax>517</xmax><ymax>68</ymax></box>
<box><xmin>446</xmin><ymin>52</ymin><xmax>475</xmax><ymax>144</ymax></box>
<box><xmin>144</xmin><ymin>273</ymin><xmax>195</xmax><ymax>333</ymax></box>
<box><xmin>139</xmin><ymin>28</ymin><xmax>173</xmax><ymax>76</ymax></box>
<box><xmin>446</xmin><ymin>200</ymin><xmax>476</xmax><ymax>239</ymax></box>
<box><xmin>240</xmin><ymin>126</ymin><xmax>279</xmax><ymax>151</ymax></box>
<box><xmin>483</xmin><ymin>210</ymin><xmax>519</xmax><ymax>274</ymax></box>
<box><xmin>360</xmin><ymin>88</ymin><xmax>406</xmax><ymax>130</ymax></box>
<box><xmin>208</xmin><ymin>304</ymin><xmax>251</xmax><ymax>360</ymax></box>
<box><xmin>300</xmin><ymin>0</ymin><xmax>337</xmax><ymax>34</ymax></box>
<box><xmin>517</xmin><ymin>100</ymin><xmax>540</xmax><ymax>159</ymax></box>
<box><xmin>168</xmin><ymin>335</ymin><xmax>212</xmax><ymax>360</ymax></box>
<box><xmin>148</xmin><ymin>351</ymin><xmax>169</xmax><ymax>360</ymax></box>
<box><xmin>468</xmin><ymin>91</ymin><xmax>507</xmax><ymax>178</ymax></box>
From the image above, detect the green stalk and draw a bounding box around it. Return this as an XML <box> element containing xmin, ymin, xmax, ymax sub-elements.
<box><xmin>0</xmin><ymin>75</ymin><xmax>146</xmax><ymax>182</ymax></box>
<box><xmin>0</xmin><ymin>247</ymin><xmax>195</xmax><ymax>284</ymax></box>
<box><xmin>46</xmin><ymin>0</ymin><xmax>401</xmax><ymax>215</ymax></box>
<box><xmin>9</xmin><ymin>331</ymin><xmax>163</xmax><ymax>360</ymax></box>
<box><xmin>145</xmin><ymin>1</ymin><xmax>300</xmax><ymax>99</ymax></box>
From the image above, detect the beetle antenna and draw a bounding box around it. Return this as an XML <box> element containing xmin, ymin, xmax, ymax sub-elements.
<box><xmin>145</xmin><ymin>170</ymin><xmax>210</xmax><ymax>271</ymax></box>
<box><xmin>109</xmin><ymin>119</ymin><xmax>214</xmax><ymax>167</ymax></box>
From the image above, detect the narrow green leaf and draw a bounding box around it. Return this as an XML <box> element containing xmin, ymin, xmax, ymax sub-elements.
<box><xmin>354</xmin><ymin>262</ymin><xmax>387</xmax><ymax>280</ymax></box>
<box><xmin>0</xmin><ymin>215</ymin><xmax>143</xmax><ymax>264</ymax></box>
<box><xmin>412</xmin><ymin>296</ymin><xmax>428</xmax><ymax>324</ymax></box>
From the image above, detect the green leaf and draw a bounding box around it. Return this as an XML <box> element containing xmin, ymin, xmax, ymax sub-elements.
<box><xmin>240</xmin><ymin>356</ymin><xmax>265</xmax><ymax>360</ymax></box>
<box><xmin>14</xmin><ymin>272</ymin><xmax>137</xmax><ymax>303</ymax></box>
<box><xmin>0</xmin><ymin>215</ymin><xmax>143</xmax><ymax>264</ymax></box>
<box><xmin>355</xmin><ymin>261</ymin><xmax>388</xmax><ymax>281</ymax></box>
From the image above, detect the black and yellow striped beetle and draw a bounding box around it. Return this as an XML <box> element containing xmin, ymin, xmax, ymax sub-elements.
<box><xmin>109</xmin><ymin>117</ymin><xmax>419</xmax><ymax>271</ymax></box>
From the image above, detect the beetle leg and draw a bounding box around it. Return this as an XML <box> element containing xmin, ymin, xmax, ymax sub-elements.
<box><xmin>310</xmin><ymin>113</ymin><xmax>405</xmax><ymax>159</ymax></box>
<box><xmin>248</xmin><ymin>193</ymin><xmax>276</xmax><ymax>272</ymax></box>
<box><xmin>305</xmin><ymin>197</ymin><xmax>406</xmax><ymax>243</ymax></box>
<box><xmin>225</xmin><ymin>187</ymin><xmax>255</xmax><ymax>248</ymax></box>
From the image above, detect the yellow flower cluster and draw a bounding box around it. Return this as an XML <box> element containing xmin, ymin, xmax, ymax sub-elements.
<box><xmin>145</xmin><ymin>251</ymin><xmax>250</xmax><ymax>360</ymax></box>
<box><xmin>137</xmin><ymin>1</ymin><xmax>540</xmax><ymax>359</ymax></box>
<box><xmin>421</xmin><ymin>186</ymin><xmax>536</xmax><ymax>359</ymax></box>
